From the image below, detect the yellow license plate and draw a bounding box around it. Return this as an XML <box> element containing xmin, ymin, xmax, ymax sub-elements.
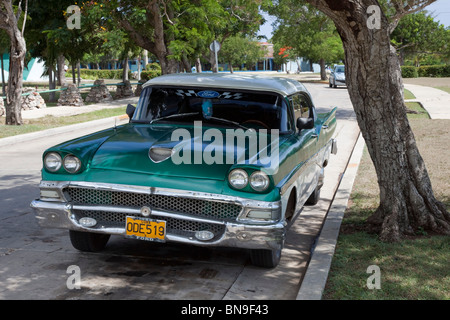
<box><xmin>125</xmin><ymin>216</ymin><xmax>166</xmax><ymax>242</ymax></box>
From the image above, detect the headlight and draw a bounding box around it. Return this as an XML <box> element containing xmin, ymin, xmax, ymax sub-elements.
<box><xmin>250</xmin><ymin>171</ymin><xmax>270</xmax><ymax>192</ymax></box>
<box><xmin>63</xmin><ymin>155</ymin><xmax>81</xmax><ymax>173</ymax></box>
<box><xmin>44</xmin><ymin>152</ymin><xmax>62</xmax><ymax>172</ymax></box>
<box><xmin>228</xmin><ymin>169</ymin><xmax>248</xmax><ymax>189</ymax></box>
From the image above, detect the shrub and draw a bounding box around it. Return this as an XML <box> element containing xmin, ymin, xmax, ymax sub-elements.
<box><xmin>140</xmin><ymin>69</ymin><xmax>161</xmax><ymax>81</ymax></box>
<box><xmin>65</xmin><ymin>69</ymin><xmax>132</xmax><ymax>80</ymax></box>
<box><xmin>417</xmin><ymin>65</ymin><xmax>450</xmax><ymax>77</ymax></box>
<box><xmin>401</xmin><ymin>66</ymin><xmax>418</xmax><ymax>78</ymax></box>
<box><xmin>145</xmin><ymin>62</ymin><xmax>161</xmax><ymax>72</ymax></box>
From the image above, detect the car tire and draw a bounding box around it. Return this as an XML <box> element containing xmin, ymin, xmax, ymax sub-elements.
<box><xmin>250</xmin><ymin>247</ymin><xmax>282</xmax><ymax>268</ymax></box>
<box><xmin>329</xmin><ymin>82</ymin><xmax>332</xmax><ymax>88</ymax></box>
<box><xmin>69</xmin><ymin>230</ymin><xmax>110</xmax><ymax>252</ymax></box>
<box><xmin>305</xmin><ymin>185</ymin><xmax>321</xmax><ymax>205</ymax></box>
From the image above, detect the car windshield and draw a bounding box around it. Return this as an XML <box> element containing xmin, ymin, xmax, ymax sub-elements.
<box><xmin>132</xmin><ymin>86</ymin><xmax>293</xmax><ymax>132</ymax></box>
<box><xmin>335</xmin><ymin>66</ymin><xmax>345</xmax><ymax>73</ymax></box>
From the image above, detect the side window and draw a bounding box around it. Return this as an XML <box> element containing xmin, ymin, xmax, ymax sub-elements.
<box><xmin>291</xmin><ymin>94</ymin><xmax>311</xmax><ymax>119</ymax></box>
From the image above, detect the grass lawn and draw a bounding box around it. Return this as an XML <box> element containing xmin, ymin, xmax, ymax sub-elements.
<box><xmin>434</xmin><ymin>86</ymin><xmax>450</xmax><ymax>94</ymax></box>
<box><xmin>0</xmin><ymin>107</ymin><xmax>127</xmax><ymax>139</ymax></box>
<box><xmin>323</xmin><ymin>109</ymin><xmax>450</xmax><ymax>299</ymax></box>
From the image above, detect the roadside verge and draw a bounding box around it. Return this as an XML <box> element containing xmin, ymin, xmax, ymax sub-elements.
<box><xmin>296</xmin><ymin>132</ymin><xmax>366</xmax><ymax>300</ymax></box>
<box><xmin>0</xmin><ymin>115</ymin><xmax>129</xmax><ymax>148</ymax></box>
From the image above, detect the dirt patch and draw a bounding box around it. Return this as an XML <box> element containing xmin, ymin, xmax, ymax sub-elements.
<box><xmin>403</xmin><ymin>77</ymin><xmax>450</xmax><ymax>87</ymax></box>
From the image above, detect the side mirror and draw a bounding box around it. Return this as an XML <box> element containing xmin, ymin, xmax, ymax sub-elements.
<box><xmin>296</xmin><ymin>117</ymin><xmax>314</xmax><ymax>132</ymax></box>
<box><xmin>126</xmin><ymin>104</ymin><xmax>136</xmax><ymax>118</ymax></box>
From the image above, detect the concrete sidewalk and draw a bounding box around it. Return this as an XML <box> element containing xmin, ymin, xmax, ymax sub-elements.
<box><xmin>404</xmin><ymin>84</ymin><xmax>450</xmax><ymax>119</ymax></box>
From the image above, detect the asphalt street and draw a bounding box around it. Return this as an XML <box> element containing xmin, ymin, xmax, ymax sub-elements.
<box><xmin>0</xmin><ymin>82</ymin><xmax>359</xmax><ymax>300</ymax></box>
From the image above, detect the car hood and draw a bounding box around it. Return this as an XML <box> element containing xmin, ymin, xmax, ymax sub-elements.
<box><xmin>81</xmin><ymin>123</ymin><xmax>283</xmax><ymax>181</ymax></box>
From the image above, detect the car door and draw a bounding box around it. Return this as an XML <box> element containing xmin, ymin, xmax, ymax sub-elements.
<box><xmin>291</xmin><ymin>93</ymin><xmax>318</xmax><ymax>205</ymax></box>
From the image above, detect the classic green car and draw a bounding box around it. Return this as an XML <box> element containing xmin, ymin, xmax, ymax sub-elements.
<box><xmin>31</xmin><ymin>73</ymin><xmax>337</xmax><ymax>268</ymax></box>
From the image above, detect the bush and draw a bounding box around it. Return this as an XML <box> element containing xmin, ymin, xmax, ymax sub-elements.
<box><xmin>65</xmin><ymin>69</ymin><xmax>132</xmax><ymax>80</ymax></box>
<box><xmin>140</xmin><ymin>69</ymin><xmax>161</xmax><ymax>81</ymax></box>
<box><xmin>145</xmin><ymin>62</ymin><xmax>161</xmax><ymax>72</ymax></box>
<box><xmin>401</xmin><ymin>65</ymin><xmax>450</xmax><ymax>78</ymax></box>
<box><xmin>417</xmin><ymin>65</ymin><xmax>450</xmax><ymax>77</ymax></box>
<box><xmin>401</xmin><ymin>66</ymin><xmax>418</xmax><ymax>78</ymax></box>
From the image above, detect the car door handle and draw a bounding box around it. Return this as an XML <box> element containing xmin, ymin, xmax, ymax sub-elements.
<box><xmin>322</xmin><ymin>125</ymin><xmax>329</xmax><ymax>129</ymax></box>
<box><xmin>311</xmin><ymin>134</ymin><xmax>318</xmax><ymax>139</ymax></box>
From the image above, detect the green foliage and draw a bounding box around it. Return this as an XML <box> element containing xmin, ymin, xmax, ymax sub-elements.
<box><xmin>417</xmin><ymin>65</ymin><xmax>450</xmax><ymax>77</ymax></box>
<box><xmin>401</xmin><ymin>66</ymin><xmax>418</xmax><ymax>78</ymax></box>
<box><xmin>391</xmin><ymin>11</ymin><xmax>450</xmax><ymax>66</ymax></box>
<box><xmin>64</xmin><ymin>69</ymin><xmax>131</xmax><ymax>80</ymax></box>
<box><xmin>220</xmin><ymin>35</ymin><xmax>265</xmax><ymax>71</ymax></box>
<box><xmin>141</xmin><ymin>63</ymin><xmax>161</xmax><ymax>81</ymax></box>
<box><xmin>145</xmin><ymin>62</ymin><xmax>161</xmax><ymax>72</ymax></box>
<box><xmin>267</xmin><ymin>0</ymin><xmax>344</xmax><ymax>66</ymax></box>
<box><xmin>401</xmin><ymin>65</ymin><xmax>450</xmax><ymax>78</ymax></box>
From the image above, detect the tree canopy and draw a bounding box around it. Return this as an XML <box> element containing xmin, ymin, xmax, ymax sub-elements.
<box><xmin>266</xmin><ymin>0</ymin><xmax>344</xmax><ymax>78</ymax></box>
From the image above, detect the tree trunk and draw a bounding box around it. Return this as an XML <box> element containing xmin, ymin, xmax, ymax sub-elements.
<box><xmin>48</xmin><ymin>64</ymin><xmax>56</xmax><ymax>103</ymax></box>
<box><xmin>1</xmin><ymin>53</ymin><xmax>6</xmax><ymax>96</ymax></box>
<box><xmin>195</xmin><ymin>57</ymin><xmax>202</xmax><ymax>73</ymax></box>
<box><xmin>319</xmin><ymin>58</ymin><xmax>326</xmax><ymax>80</ymax></box>
<box><xmin>0</xmin><ymin>0</ymin><xmax>27</xmax><ymax>125</ymax></box>
<box><xmin>71</xmin><ymin>62</ymin><xmax>76</xmax><ymax>84</ymax></box>
<box><xmin>4</xmin><ymin>29</ymin><xmax>26</xmax><ymax>125</ymax></box>
<box><xmin>122</xmin><ymin>56</ymin><xmax>129</xmax><ymax>81</ymax></box>
<box><xmin>306</xmin><ymin>0</ymin><xmax>450</xmax><ymax>241</ymax></box>
<box><xmin>56</xmin><ymin>55</ymin><xmax>65</xmax><ymax>86</ymax></box>
<box><xmin>77</xmin><ymin>60</ymin><xmax>81</xmax><ymax>86</ymax></box>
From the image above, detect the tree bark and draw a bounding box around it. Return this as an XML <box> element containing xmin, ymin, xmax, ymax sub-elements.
<box><xmin>1</xmin><ymin>52</ymin><xmax>6</xmax><ymax>96</ymax></box>
<box><xmin>122</xmin><ymin>56</ymin><xmax>129</xmax><ymax>81</ymax></box>
<box><xmin>319</xmin><ymin>58</ymin><xmax>326</xmax><ymax>80</ymax></box>
<box><xmin>117</xmin><ymin>1</ymin><xmax>178</xmax><ymax>75</ymax></box>
<box><xmin>306</xmin><ymin>0</ymin><xmax>450</xmax><ymax>241</ymax></box>
<box><xmin>56</xmin><ymin>54</ymin><xmax>66</xmax><ymax>86</ymax></box>
<box><xmin>48</xmin><ymin>64</ymin><xmax>56</xmax><ymax>103</ymax></box>
<box><xmin>0</xmin><ymin>0</ymin><xmax>27</xmax><ymax>126</ymax></box>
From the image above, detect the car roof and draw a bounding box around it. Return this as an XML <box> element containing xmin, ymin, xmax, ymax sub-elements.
<box><xmin>142</xmin><ymin>73</ymin><xmax>308</xmax><ymax>96</ymax></box>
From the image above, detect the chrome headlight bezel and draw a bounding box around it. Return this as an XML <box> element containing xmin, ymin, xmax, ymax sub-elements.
<box><xmin>44</xmin><ymin>152</ymin><xmax>62</xmax><ymax>172</ymax></box>
<box><xmin>249</xmin><ymin>171</ymin><xmax>270</xmax><ymax>192</ymax></box>
<box><xmin>63</xmin><ymin>155</ymin><xmax>82</xmax><ymax>173</ymax></box>
<box><xmin>228</xmin><ymin>169</ymin><xmax>249</xmax><ymax>190</ymax></box>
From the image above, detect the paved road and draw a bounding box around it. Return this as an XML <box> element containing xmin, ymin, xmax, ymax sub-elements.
<box><xmin>0</xmin><ymin>83</ymin><xmax>358</xmax><ymax>300</ymax></box>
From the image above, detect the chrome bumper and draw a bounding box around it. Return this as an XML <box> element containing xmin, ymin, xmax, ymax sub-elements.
<box><xmin>31</xmin><ymin>181</ymin><xmax>285</xmax><ymax>251</ymax></box>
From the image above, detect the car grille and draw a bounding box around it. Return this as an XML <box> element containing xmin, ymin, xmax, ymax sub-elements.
<box><xmin>64</xmin><ymin>187</ymin><xmax>241</xmax><ymax>239</ymax></box>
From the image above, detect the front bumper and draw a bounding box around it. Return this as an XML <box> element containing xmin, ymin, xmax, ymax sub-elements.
<box><xmin>31</xmin><ymin>181</ymin><xmax>285</xmax><ymax>251</ymax></box>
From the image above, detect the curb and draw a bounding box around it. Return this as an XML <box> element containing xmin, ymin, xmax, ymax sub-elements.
<box><xmin>296</xmin><ymin>132</ymin><xmax>366</xmax><ymax>300</ymax></box>
<box><xmin>0</xmin><ymin>115</ymin><xmax>129</xmax><ymax>148</ymax></box>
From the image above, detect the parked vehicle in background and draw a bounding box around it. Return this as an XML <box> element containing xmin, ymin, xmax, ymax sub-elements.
<box><xmin>329</xmin><ymin>65</ymin><xmax>346</xmax><ymax>88</ymax></box>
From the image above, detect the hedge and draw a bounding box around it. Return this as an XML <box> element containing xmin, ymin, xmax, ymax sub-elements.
<box><xmin>65</xmin><ymin>69</ymin><xmax>132</xmax><ymax>80</ymax></box>
<box><xmin>401</xmin><ymin>65</ymin><xmax>450</xmax><ymax>78</ymax></box>
<box><xmin>401</xmin><ymin>66</ymin><xmax>418</xmax><ymax>78</ymax></box>
<box><xmin>140</xmin><ymin>70</ymin><xmax>161</xmax><ymax>81</ymax></box>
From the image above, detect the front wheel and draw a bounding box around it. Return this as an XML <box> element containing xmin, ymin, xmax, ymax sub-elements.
<box><xmin>69</xmin><ymin>230</ymin><xmax>110</xmax><ymax>252</ymax></box>
<box><xmin>250</xmin><ymin>247</ymin><xmax>282</xmax><ymax>268</ymax></box>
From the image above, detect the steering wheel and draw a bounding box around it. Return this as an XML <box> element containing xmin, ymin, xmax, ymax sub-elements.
<box><xmin>241</xmin><ymin>119</ymin><xmax>271</xmax><ymax>130</ymax></box>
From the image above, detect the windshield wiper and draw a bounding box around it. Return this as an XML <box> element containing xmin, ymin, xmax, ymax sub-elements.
<box><xmin>205</xmin><ymin>116</ymin><xmax>250</xmax><ymax>130</ymax></box>
<box><xmin>149</xmin><ymin>112</ymin><xmax>199</xmax><ymax>124</ymax></box>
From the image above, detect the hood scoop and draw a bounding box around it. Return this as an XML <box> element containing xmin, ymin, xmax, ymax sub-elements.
<box><xmin>149</xmin><ymin>147</ymin><xmax>174</xmax><ymax>163</ymax></box>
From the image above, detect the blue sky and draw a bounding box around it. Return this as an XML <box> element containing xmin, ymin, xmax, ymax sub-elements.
<box><xmin>258</xmin><ymin>0</ymin><xmax>450</xmax><ymax>39</ymax></box>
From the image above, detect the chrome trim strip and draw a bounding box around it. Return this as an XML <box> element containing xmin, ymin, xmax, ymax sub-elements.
<box><xmin>72</xmin><ymin>204</ymin><xmax>226</xmax><ymax>225</ymax></box>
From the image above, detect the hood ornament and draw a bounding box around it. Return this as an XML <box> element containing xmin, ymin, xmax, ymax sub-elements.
<box><xmin>149</xmin><ymin>147</ymin><xmax>174</xmax><ymax>163</ymax></box>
